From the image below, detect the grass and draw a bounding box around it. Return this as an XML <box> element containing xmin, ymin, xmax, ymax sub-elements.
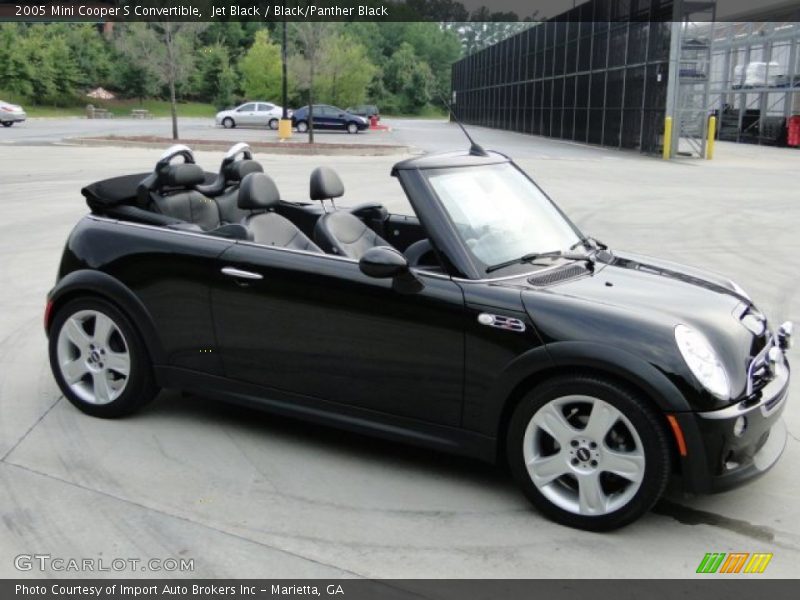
<box><xmin>383</xmin><ymin>106</ymin><xmax>448</xmax><ymax>119</ymax></box>
<box><xmin>0</xmin><ymin>91</ymin><xmax>217</xmax><ymax>119</ymax></box>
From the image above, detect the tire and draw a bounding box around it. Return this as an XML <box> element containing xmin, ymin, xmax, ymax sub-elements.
<box><xmin>506</xmin><ymin>375</ymin><xmax>671</xmax><ymax>531</ymax></box>
<box><xmin>268</xmin><ymin>118</ymin><xmax>279</xmax><ymax>130</ymax></box>
<box><xmin>222</xmin><ymin>117</ymin><xmax>235</xmax><ymax>129</ymax></box>
<box><xmin>48</xmin><ymin>297</ymin><xmax>159</xmax><ymax>418</ymax></box>
<box><xmin>347</xmin><ymin>122</ymin><xmax>359</xmax><ymax>134</ymax></box>
<box><xmin>2</xmin><ymin>121</ymin><xmax>12</xmax><ymax>127</ymax></box>
<box><xmin>296</xmin><ymin>120</ymin><xmax>308</xmax><ymax>133</ymax></box>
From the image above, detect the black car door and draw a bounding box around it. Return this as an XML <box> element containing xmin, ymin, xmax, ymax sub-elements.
<box><xmin>210</xmin><ymin>243</ymin><xmax>465</xmax><ymax>426</ymax></box>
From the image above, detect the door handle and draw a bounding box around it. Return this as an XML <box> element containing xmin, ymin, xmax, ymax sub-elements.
<box><xmin>221</xmin><ymin>267</ymin><xmax>263</xmax><ymax>280</ymax></box>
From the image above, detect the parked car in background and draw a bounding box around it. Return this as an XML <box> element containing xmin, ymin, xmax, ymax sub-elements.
<box><xmin>292</xmin><ymin>105</ymin><xmax>368</xmax><ymax>134</ymax></box>
<box><xmin>215</xmin><ymin>102</ymin><xmax>289</xmax><ymax>130</ymax></box>
<box><xmin>0</xmin><ymin>100</ymin><xmax>26</xmax><ymax>127</ymax></box>
<box><xmin>346</xmin><ymin>104</ymin><xmax>380</xmax><ymax>121</ymax></box>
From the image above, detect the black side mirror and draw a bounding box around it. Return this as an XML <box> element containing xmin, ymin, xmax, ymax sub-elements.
<box><xmin>359</xmin><ymin>247</ymin><xmax>424</xmax><ymax>294</ymax></box>
<box><xmin>359</xmin><ymin>246</ymin><xmax>408</xmax><ymax>279</ymax></box>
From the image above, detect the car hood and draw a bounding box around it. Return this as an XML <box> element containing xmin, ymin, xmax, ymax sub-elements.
<box><xmin>511</xmin><ymin>250</ymin><xmax>767</xmax><ymax>406</ymax></box>
<box><xmin>1</xmin><ymin>103</ymin><xmax>22</xmax><ymax>111</ymax></box>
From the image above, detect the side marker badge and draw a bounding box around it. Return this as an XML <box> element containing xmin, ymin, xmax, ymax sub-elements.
<box><xmin>477</xmin><ymin>313</ymin><xmax>526</xmax><ymax>333</ymax></box>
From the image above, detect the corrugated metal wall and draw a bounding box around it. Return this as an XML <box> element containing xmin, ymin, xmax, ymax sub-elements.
<box><xmin>451</xmin><ymin>0</ymin><xmax>675</xmax><ymax>154</ymax></box>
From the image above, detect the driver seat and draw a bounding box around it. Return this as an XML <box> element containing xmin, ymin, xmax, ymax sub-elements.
<box><xmin>310</xmin><ymin>167</ymin><xmax>391</xmax><ymax>260</ymax></box>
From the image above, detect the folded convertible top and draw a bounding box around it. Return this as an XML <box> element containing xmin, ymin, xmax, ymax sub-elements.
<box><xmin>81</xmin><ymin>173</ymin><xmax>150</xmax><ymax>210</ymax></box>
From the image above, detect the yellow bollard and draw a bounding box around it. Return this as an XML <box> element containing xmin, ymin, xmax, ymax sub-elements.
<box><xmin>662</xmin><ymin>116</ymin><xmax>672</xmax><ymax>160</ymax></box>
<box><xmin>706</xmin><ymin>116</ymin><xmax>716</xmax><ymax>160</ymax></box>
<box><xmin>278</xmin><ymin>118</ymin><xmax>292</xmax><ymax>141</ymax></box>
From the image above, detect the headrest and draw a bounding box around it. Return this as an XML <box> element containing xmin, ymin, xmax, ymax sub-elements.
<box><xmin>238</xmin><ymin>172</ymin><xmax>281</xmax><ymax>210</ymax></box>
<box><xmin>225</xmin><ymin>159</ymin><xmax>263</xmax><ymax>182</ymax></box>
<box><xmin>310</xmin><ymin>166</ymin><xmax>344</xmax><ymax>201</ymax></box>
<box><xmin>162</xmin><ymin>163</ymin><xmax>205</xmax><ymax>188</ymax></box>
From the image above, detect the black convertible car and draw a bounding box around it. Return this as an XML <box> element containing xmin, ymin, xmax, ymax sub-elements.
<box><xmin>46</xmin><ymin>142</ymin><xmax>792</xmax><ymax>530</ymax></box>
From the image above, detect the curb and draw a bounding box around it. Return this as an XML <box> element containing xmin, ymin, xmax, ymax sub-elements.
<box><xmin>68</xmin><ymin>137</ymin><xmax>411</xmax><ymax>156</ymax></box>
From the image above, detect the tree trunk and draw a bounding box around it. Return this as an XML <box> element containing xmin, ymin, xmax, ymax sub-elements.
<box><xmin>169</xmin><ymin>76</ymin><xmax>178</xmax><ymax>140</ymax></box>
<box><xmin>165</xmin><ymin>25</ymin><xmax>179</xmax><ymax>140</ymax></box>
<box><xmin>308</xmin><ymin>64</ymin><xmax>315</xmax><ymax>144</ymax></box>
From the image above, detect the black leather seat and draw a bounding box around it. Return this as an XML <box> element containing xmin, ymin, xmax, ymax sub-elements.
<box><xmin>239</xmin><ymin>173</ymin><xmax>322</xmax><ymax>252</ymax></box>
<box><xmin>202</xmin><ymin>159</ymin><xmax>264</xmax><ymax>224</ymax></box>
<box><xmin>149</xmin><ymin>163</ymin><xmax>221</xmax><ymax>231</ymax></box>
<box><xmin>310</xmin><ymin>167</ymin><xmax>392</xmax><ymax>260</ymax></box>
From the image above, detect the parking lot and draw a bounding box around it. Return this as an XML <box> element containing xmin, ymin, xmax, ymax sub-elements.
<box><xmin>0</xmin><ymin>118</ymin><xmax>798</xmax><ymax>578</ymax></box>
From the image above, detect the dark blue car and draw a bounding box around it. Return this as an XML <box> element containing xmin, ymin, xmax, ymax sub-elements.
<box><xmin>291</xmin><ymin>104</ymin><xmax>369</xmax><ymax>134</ymax></box>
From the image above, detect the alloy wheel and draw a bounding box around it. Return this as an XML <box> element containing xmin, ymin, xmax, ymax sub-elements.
<box><xmin>522</xmin><ymin>395</ymin><xmax>646</xmax><ymax>516</ymax></box>
<box><xmin>55</xmin><ymin>309</ymin><xmax>131</xmax><ymax>405</ymax></box>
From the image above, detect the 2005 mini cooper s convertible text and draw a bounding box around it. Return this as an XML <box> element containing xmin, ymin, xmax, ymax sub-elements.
<box><xmin>46</xmin><ymin>142</ymin><xmax>792</xmax><ymax>530</ymax></box>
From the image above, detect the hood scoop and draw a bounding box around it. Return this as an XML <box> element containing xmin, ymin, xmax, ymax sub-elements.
<box><xmin>527</xmin><ymin>263</ymin><xmax>589</xmax><ymax>287</ymax></box>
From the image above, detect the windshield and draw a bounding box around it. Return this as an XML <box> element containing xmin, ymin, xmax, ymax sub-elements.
<box><xmin>424</xmin><ymin>163</ymin><xmax>582</xmax><ymax>273</ymax></box>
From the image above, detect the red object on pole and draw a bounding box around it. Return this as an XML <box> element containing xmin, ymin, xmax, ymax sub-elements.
<box><xmin>787</xmin><ymin>115</ymin><xmax>800</xmax><ymax>147</ymax></box>
<box><xmin>369</xmin><ymin>115</ymin><xmax>378</xmax><ymax>128</ymax></box>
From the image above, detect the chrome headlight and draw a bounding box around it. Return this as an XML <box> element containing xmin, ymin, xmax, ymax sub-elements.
<box><xmin>675</xmin><ymin>324</ymin><xmax>730</xmax><ymax>400</ymax></box>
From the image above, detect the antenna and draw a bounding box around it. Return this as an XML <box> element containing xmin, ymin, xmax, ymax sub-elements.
<box><xmin>440</xmin><ymin>92</ymin><xmax>488</xmax><ymax>157</ymax></box>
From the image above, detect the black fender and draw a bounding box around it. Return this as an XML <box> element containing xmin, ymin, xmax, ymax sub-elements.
<box><xmin>482</xmin><ymin>341</ymin><xmax>707</xmax><ymax>482</ymax></box>
<box><xmin>46</xmin><ymin>269</ymin><xmax>166</xmax><ymax>365</ymax></box>
<box><xmin>486</xmin><ymin>341</ymin><xmax>692</xmax><ymax>428</ymax></box>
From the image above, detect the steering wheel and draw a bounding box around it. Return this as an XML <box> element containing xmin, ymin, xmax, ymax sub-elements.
<box><xmin>404</xmin><ymin>239</ymin><xmax>435</xmax><ymax>267</ymax></box>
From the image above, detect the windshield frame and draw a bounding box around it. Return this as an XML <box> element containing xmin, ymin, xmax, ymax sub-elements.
<box><xmin>419</xmin><ymin>161</ymin><xmax>586</xmax><ymax>278</ymax></box>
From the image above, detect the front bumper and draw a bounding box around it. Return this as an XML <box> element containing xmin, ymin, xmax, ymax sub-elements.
<box><xmin>674</xmin><ymin>357</ymin><xmax>790</xmax><ymax>494</ymax></box>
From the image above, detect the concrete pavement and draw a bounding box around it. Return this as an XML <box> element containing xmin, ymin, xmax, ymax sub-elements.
<box><xmin>0</xmin><ymin>130</ymin><xmax>798</xmax><ymax>578</ymax></box>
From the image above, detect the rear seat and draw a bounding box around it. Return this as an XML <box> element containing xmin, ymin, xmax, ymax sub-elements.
<box><xmin>210</xmin><ymin>159</ymin><xmax>263</xmax><ymax>224</ymax></box>
<box><xmin>148</xmin><ymin>163</ymin><xmax>222</xmax><ymax>231</ymax></box>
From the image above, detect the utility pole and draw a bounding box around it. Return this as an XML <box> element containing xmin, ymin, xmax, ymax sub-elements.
<box><xmin>279</xmin><ymin>19</ymin><xmax>292</xmax><ymax>140</ymax></box>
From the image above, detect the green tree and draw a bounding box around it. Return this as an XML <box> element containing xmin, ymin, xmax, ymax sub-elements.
<box><xmin>289</xmin><ymin>22</ymin><xmax>337</xmax><ymax>142</ymax></box>
<box><xmin>237</xmin><ymin>29</ymin><xmax>282</xmax><ymax>101</ymax></box>
<box><xmin>61</xmin><ymin>24</ymin><xmax>115</xmax><ymax>89</ymax></box>
<box><xmin>317</xmin><ymin>34</ymin><xmax>377</xmax><ymax>108</ymax></box>
<box><xmin>0</xmin><ymin>24</ymin><xmax>35</xmax><ymax>98</ymax></box>
<box><xmin>196</xmin><ymin>43</ymin><xmax>237</xmax><ymax>108</ymax></box>
<box><xmin>115</xmin><ymin>22</ymin><xmax>207</xmax><ymax>139</ymax></box>
<box><xmin>384</xmin><ymin>42</ymin><xmax>434</xmax><ymax>113</ymax></box>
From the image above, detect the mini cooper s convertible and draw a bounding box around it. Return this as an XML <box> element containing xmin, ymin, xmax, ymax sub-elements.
<box><xmin>46</xmin><ymin>142</ymin><xmax>792</xmax><ymax>530</ymax></box>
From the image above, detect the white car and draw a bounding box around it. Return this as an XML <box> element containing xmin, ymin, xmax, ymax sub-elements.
<box><xmin>215</xmin><ymin>102</ymin><xmax>291</xmax><ymax>130</ymax></box>
<box><xmin>0</xmin><ymin>100</ymin><xmax>26</xmax><ymax>127</ymax></box>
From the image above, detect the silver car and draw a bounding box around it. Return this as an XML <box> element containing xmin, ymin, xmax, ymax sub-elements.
<box><xmin>0</xmin><ymin>100</ymin><xmax>26</xmax><ymax>127</ymax></box>
<box><xmin>215</xmin><ymin>102</ymin><xmax>290</xmax><ymax>130</ymax></box>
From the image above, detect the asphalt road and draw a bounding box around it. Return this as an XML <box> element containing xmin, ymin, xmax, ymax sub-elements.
<box><xmin>0</xmin><ymin>122</ymin><xmax>798</xmax><ymax>578</ymax></box>
<box><xmin>1</xmin><ymin>116</ymin><xmax>615</xmax><ymax>159</ymax></box>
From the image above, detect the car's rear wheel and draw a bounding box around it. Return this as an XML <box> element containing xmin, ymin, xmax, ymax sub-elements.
<box><xmin>347</xmin><ymin>122</ymin><xmax>359</xmax><ymax>134</ymax></box>
<box><xmin>268</xmin><ymin>118</ymin><xmax>279</xmax><ymax>130</ymax></box>
<box><xmin>296</xmin><ymin>120</ymin><xmax>308</xmax><ymax>133</ymax></box>
<box><xmin>49</xmin><ymin>297</ymin><xmax>159</xmax><ymax>418</ymax></box>
<box><xmin>506</xmin><ymin>375</ymin><xmax>671</xmax><ymax>531</ymax></box>
<box><xmin>1</xmin><ymin>121</ymin><xmax>12</xmax><ymax>127</ymax></box>
<box><xmin>222</xmin><ymin>117</ymin><xmax>235</xmax><ymax>129</ymax></box>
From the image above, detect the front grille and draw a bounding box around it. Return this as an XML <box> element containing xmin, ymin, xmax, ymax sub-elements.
<box><xmin>527</xmin><ymin>263</ymin><xmax>588</xmax><ymax>286</ymax></box>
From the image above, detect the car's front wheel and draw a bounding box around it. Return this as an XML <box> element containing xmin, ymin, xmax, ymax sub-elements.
<box><xmin>222</xmin><ymin>117</ymin><xmax>235</xmax><ymax>129</ymax></box>
<box><xmin>268</xmin><ymin>118</ymin><xmax>279</xmax><ymax>130</ymax></box>
<box><xmin>48</xmin><ymin>297</ymin><xmax>159</xmax><ymax>418</ymax></box>
<box><xmin>1</xmin><ymin>121</ymin><xmax>12</xmax><ymax>127</ymax></box>
<box><xmin>346</xmin><ymin>122</ymin><xmax>359</xmax><ymax>134</ymax></box>
<box><xmin>296</xmin><ymin>120</ymin><xmax>308</xmax><ymax>133</ymax></box>
<box><xmin>506</xmin><ymin>375</ymin><xmax>671</xmax><ymax>531</ymax></box>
